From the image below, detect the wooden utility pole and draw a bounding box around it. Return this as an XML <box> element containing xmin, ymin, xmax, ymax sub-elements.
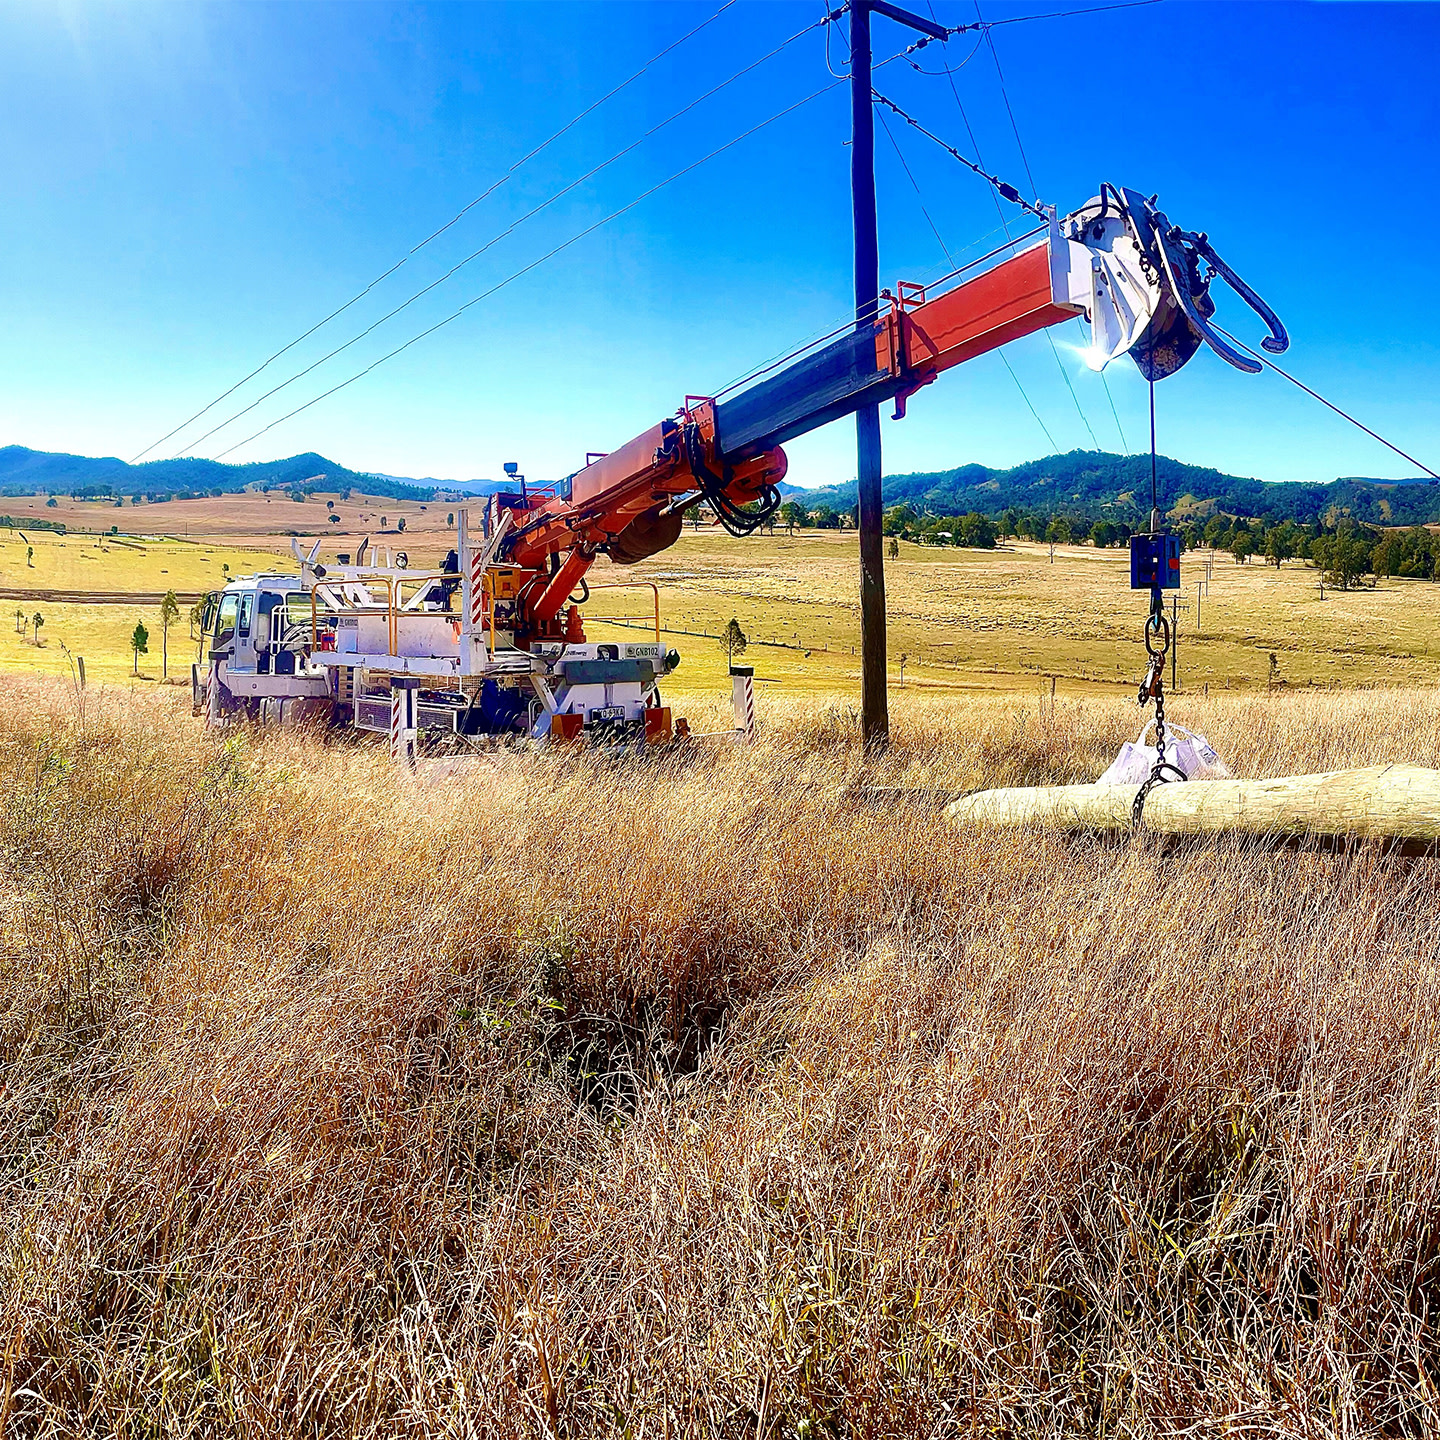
<box><xmin>848</xmin><ymin>0</ymin><xmax>946</xmax><ymax>752</ymax></box>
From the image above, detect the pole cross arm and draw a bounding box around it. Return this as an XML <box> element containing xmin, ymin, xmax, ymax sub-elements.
<box><xmin>861</xmin><ymin>0</ymin><xmax>950</xmax><ymax>40</ymax></box>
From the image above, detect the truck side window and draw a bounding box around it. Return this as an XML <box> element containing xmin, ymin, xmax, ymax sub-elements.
<box><xmin>256</xmin><ymin>592</ymin><xmax>282</xmax><ymax>646</ymax></box>
<box><xmin>215</xmin><ymin>594</ymin><xmax>238</xmax><ymax>644</ymax></box>
<box><xmin>238</xmin><ymin>592</ymin><xmax>255</xmax><ymax>638</ymax></box>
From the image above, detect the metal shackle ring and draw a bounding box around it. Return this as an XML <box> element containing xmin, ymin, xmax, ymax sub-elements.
<box><xmin>1144</xmin><ymin>611</ymin><xmax>1171</xmax><ymax>659</ymax></box>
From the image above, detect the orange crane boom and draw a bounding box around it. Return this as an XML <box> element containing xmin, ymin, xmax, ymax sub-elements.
<box><xmin>479</xmin><ymin>186</ymin><xmax>1286</xmax><ymax>649</ymax></box>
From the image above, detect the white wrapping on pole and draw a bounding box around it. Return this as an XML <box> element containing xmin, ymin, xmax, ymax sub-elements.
<box><xmin>390</xmin><ymin>682</ymin><xmax>418</xmax><ymax>769</ymax></box>
<box><xmin>731</xmin><ymin>665</ymin><xmax>755</xmax><ymax>743</ymax></box>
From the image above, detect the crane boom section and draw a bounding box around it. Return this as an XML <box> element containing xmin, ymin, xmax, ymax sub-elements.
<box><xmin>715</xmin><ymin>239</ymin><xmax>1072</xmax><ymax>459</ymax></box>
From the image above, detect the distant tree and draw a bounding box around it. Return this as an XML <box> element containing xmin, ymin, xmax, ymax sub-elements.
<box><xmin>1371</xmin><ymin>525</ymin><xmax>1438</xmax><ymax>580</ymax></box>
<box><xmin>45</xmin><ymin>497</ymin><xmax>57</xmax><ymax>508</ymax></box>
<box><xmin>1000</xmin><ymin>507</ymin><xmax>1020</xmax><ymax>538</ymax></box>
<box><xmin>778</xmin><ymin>500</ymin><xmax>804</xmax><ymax>535</ymax></box>
<box><xmin>1044</xmin><ymin>517</ymin><xmax>1072</xmax><ymax>545</ymax></box>
<box><xmin>396</xmin><ymin>517</ymin><xmax>407</xmax><ymax>533</ymax></box>
<box><xmin>720</xmin><ymin>618</ymin><xmax>748</xmax><ymax>669</ymax></box>
<box><xmin>26</xmin><ymin>546</ymin><xmax>33</xmax><ymax>566</ymax></box>
<box><xmin>809</xmin><ymin>506</ymin><xmax>840</xmax><ymax>531</ymax></box>
<box><xmin>1229</xmin><ymin>530</ymin><xmax>1255</xmax><ymax>564</ymax></box>
<box><xmin>130</xmin><ymin>621</ymin><xmax>149</xmax><ymax>675</ymax></box>
<box><xmin>329</xmin><ymin>514</ymin><xmax>340</xmax><ymax>524</ymax></box>
<box><xmin>381</xmin><ymin>516</ymin><xmax>389</xmax><ymax>528</ymax></box>
<box><xmin>1312</xmin><ymin>530</ymin><xmax>1375</xmax><ymax>590</ymax></box>
<box><xmin>887</xmin><ymin>536</ymin><xmax>899</xmax><ymax>559</ymax></box>
<box><xmin>13</xmin><ymin>607</ymin><xmax>23</xmax><ymax>633</ymax></box>
<box><xmin>159</xmin><ymin>590</ymin><xmax>180</xmax><ymax>679</ymax></box>
<box><xmin>31</xmin><ymin>612</ymin><xmax>43</xmax><ymax>646</ymax></box>
<box><xmin>959</xmin><ymin>512</ymin><xmax>997</xmax><ymax>548</ymax></box>
<box><xmin>1264</xmin><ymin>521</ymin><xmax>1298</xmax><ymax>568</ymax></box>
<box><xmin>446</xmin><ymin>512</ymin><xmax>455</xmax><ymax>527</ymax></box>
<box><xmin>1090</xmin><ymin>520</ymin><xmax>1117</xmax><ymax>549</ymax></box>
<box><xmin>882</xmin><ymin>504</ymin><xmax>918</xmax><ymax>537</ymax></box>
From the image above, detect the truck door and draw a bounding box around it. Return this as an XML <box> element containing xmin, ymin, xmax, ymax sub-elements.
<box><xmin>213</xmin><ymin>593</ymin><xmax>238</xmax><ymax>648</ymax></box>
<box><xmin>231</xmin><ymin>591</ymin><xmax>257</xmax><ymax>673</ymax></box>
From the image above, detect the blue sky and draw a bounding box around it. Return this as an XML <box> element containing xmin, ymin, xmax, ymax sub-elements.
<box><xmin>2</xmin><ymin>0</ymin><xmax>1436</xmax><ymax>490</ymax></box>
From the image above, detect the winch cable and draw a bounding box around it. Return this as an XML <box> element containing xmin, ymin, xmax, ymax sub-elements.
<box><xmin>130</xmin><ymin>0</ymin><xmax>739</xmax><ymax>463</ymax></box>
<box><xmin>1131</xmin><ymin>374</ymin><xmax>1185</xmax><ymax>826</ymax></box>
<box><xmin>176</xmin><ymin>15</ymin><xmax>839</xmax><ymax>459</ymax></box>
<box><xmin>208</xmin><ymin>79</ymin><xmax>847</xmax><ymax>461</ymax></box>
<box><xmin>1214</xmin><ymin>325</ymin><xmax>1439</xmax><ymax>481</ymax></box>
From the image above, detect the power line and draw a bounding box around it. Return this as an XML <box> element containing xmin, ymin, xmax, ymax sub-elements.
<box><xmin>210</xmin><ymin>80</ymin><xmax>845</xmax><ymax>462</ymax></box>
<box><xmin>708</xmin><ymin>221</ymin><xmax>1042</xmax><ymax>402</ymax></box>
<box><xmin>986</xmin><ymin>0</ymin><xmax>1162</xmax><ymax>27</ymax></box>
<box><xmin>1214</xmin><ymin>325</ymin><xmax>1439</xmax><ymax>481</ymax></box>
<box><xmin>1087</xmin><ymin>318</ymin><xmax>1129</xmax><ymax>450</ymax></box>
<box><xmin>916</xmin><ymin>0</ymin><xmax>1069</xmax><ymax>452</ymax></box>
<box><xmin>875</xmin><ymin>82</ymin><xmax>1100</xmax><ymax>451</ymax></box>
<box><xmin>877</xmin><ymin>108</ymin><xmax>1059</xmax><ymax>452</ymax></box>
<box><xmin>898</xmin><ymin>0</ymin><xmax>1161</xmax><ymax>57</ymax></box>
<box><xmin>870</xmin><ymin>89</ymin><xmax>1045</xmax><ymax>219</ymax></box>
<box><xmin>970</xmin><ymin>0</ymin><xmax>1105</xmax><ymax>451</ymax></box>
<box><xmin>171</xmin><ymin>14</ymin><xmax>831</xmax><ymax>459</ymax></box>
<box><xmin>129</xmin><ymin>0</ymin><xmax>739</xmax><ymax>463</ymax></box>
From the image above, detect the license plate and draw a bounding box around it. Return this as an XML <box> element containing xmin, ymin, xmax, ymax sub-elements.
<box><xmin>593</xmin><ymin>705</ymin><xmax>626</xmax><ymax>721</ymax></box>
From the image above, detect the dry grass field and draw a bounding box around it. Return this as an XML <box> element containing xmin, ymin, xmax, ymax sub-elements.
<box><xmin>3</xmin><ymin>676</ymin><xmax>1440</xmax><ymax>1435</ymax></box>
<box><xmin>4</xmin><ymin>497</ymin><xmax>1440</xmax><ymax>701</ymax></box>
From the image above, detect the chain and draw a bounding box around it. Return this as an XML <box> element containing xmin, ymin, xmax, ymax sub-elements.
<box><xmin>1132</xmin><ymin>599</ymin><xmax>1186</xmax><ymax>827</ymax></box>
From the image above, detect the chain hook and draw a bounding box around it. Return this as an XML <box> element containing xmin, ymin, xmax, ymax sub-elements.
<box><xmin>1132</xmin><ymin>585</ymin><xmax>1185</xmax><ymax>827</ymax></box>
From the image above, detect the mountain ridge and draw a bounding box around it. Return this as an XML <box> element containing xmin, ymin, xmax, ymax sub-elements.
<box><xmin>796</xmin><ymin>450</ymin><xmax>1440</xmax><ymax>528</ymax></box>
<box><xmin>3</xmin><ymin>444</ymin><xmax>1433</xmax><ymax>526</ymax></box>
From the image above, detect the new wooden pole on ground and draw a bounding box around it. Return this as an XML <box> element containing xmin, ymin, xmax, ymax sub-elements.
<box><xmin>946</xmin><ymin>765</ymin><xmax>1440</xmax><ymax>843</ymax></box>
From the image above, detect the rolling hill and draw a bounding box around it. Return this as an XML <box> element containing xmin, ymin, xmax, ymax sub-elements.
<box><xmin>797</xmin><ymin>450</ymin><xmax>1440</xmax><ymax>528</ymax></box>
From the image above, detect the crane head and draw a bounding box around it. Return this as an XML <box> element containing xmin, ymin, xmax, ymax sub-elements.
<box><xmin>1060</xmin><ymin>184</ymin><xmax>1288</xmax><ymax>380</ymax></box>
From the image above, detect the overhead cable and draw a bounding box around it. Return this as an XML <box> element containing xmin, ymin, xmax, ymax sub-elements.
<box><xmin>171</xmin><ymin>14</ymin><xmax>831</xmax><ymax>458</ymax></box>
<box><xmin>1214</xmin><ymin>325</ymin><xmax>1439</xmax><ymax>481</ymax></box>
<box><xmin>901</xmin><ymin>0</ymin><xmax>1161</xmax><ymax>53</ymax></box>
<box><xmin>873</xmin><ymin>84</ymin><xmax>1100</xmax><ymax>446</ymax></box>
<box><xmin>869</xmin><ymin>90</ymin><xmax>1045</xmax><ymax>220</ymax></box>
<box><xmin>877</xmin><ymin>108</ymin><xmax>1059</xmax><ymax>451</ymax></box>
<box><xmin>969</xmin><ymin>1</ymin><xmax>1108</xmax><ymax>451</ymax></box>
<box><xmin>709</xmin><ymin>222</ymin><xmax>1043</xmax><ymax>402</ymax></box>
<box><xmin>210</xmin><ymin>80</ymin><xmax>845</xmax><ymax>461</ymax></box>
<box><xmin>129</xmin><ymin>0</ymin><xmax>739</xmax><ymax>463</ymax></box>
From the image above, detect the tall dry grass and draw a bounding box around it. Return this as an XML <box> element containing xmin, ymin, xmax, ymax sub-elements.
<box><xmin>2</xmin><ymin>676</ymin><xmax>1440</xmax><ymax>1437</ymax></box>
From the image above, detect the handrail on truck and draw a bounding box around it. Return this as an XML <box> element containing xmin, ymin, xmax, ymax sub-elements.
<box><xmin>583</xmin><ymin>581</ymin><xmax>662</xmax><ymax>645</ymax></box>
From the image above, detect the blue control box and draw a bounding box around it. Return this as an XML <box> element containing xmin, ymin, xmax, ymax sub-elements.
<box><xmin>1130</xmin><ymin>532</ymin><xmax>1181</xmax><ymax>590</ymax></box>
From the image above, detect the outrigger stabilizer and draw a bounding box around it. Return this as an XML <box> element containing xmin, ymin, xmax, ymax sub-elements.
<box><xmin>192</xmin><ymin>185</ymin><xmax>1285</xmax><ymax>755</ymax></box>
